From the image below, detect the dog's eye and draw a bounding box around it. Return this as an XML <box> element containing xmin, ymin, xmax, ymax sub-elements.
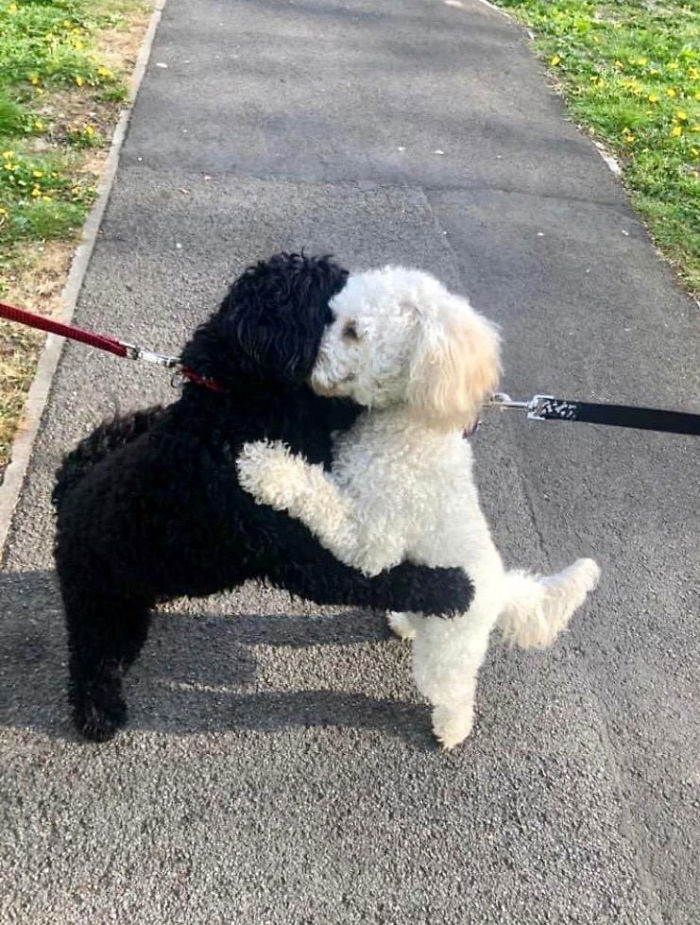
<box><xmin>342</xmin><ymin>321</ymin><xmax>359</xmax><ymax>341</ymax></box>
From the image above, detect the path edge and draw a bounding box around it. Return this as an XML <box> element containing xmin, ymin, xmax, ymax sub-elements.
<box><xmin>0</xmin><ymin>0</ymin><xmax>167</xmax><ymax>562</ymax></box>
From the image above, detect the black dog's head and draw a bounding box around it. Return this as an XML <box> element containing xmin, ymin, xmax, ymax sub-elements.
<box><xmin>181</xmin><ymin>253</ymin><xmax>349</xmax><ymax>388</ymax></box>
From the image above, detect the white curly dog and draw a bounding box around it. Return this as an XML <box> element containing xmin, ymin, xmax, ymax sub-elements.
<box><xmin>237</xmin><ymin>267</ymin><xmax>600</xmax><ymax>749</ymax></box>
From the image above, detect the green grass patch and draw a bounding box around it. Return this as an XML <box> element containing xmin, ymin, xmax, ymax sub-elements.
<box><xmin>494</xmin><ymin>0</ymin><xmax>699</xmax><ymax>294</ymax></box>
<box><xmin>0</xmin><ymin>0</ymin><xmax>148</xmax><ymax>281</ymax></box>
<box><xmin>0</xmin><ymin>0</ymin><xmax>150</xmax><ymax>476</ymax></box>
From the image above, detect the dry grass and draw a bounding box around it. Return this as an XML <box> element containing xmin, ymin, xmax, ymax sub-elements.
<box><xmin>0</xmin><ymin>1</ymin><xmax>152</xmax><ymax>480</ymax></box>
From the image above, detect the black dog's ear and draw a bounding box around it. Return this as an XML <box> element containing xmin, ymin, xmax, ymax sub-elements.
<box><xmin>181</xmin><ymin>253</ymin><xmax>348</xmax><ymax>386</ymax></box>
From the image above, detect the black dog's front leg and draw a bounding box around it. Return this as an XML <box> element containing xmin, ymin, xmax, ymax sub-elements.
<box><xmin>266</xmin><ymin>548</ymin><xmax>473</xmax><ymax>617</ymax></box>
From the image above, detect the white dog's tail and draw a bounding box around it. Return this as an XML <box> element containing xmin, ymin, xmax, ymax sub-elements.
<box><xmin>496</xmin><ymin>558</ymin><xmax>600</xmax><ymax>649</ymax></box>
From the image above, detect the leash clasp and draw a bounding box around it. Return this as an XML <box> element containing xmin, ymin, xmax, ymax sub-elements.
<box><xmin>488</xmin><ymin>393</ymin><xmax>554</xmax><ymax>422</ymax></box>
<box><xmin>526</xmin><ymin>394</ymin><xmax>554</xmax><ymax>421</ymax></box>
<box><xmin>122</xmin><ymin>343</ymin><xmax>180</xmax><ymax>368</ymax></box>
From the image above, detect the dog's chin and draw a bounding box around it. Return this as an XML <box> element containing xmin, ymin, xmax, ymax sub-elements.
<box><xmin>310</xmin><ymin>373</ymin><xmax>354</xmax><ymax>399</ymax></box>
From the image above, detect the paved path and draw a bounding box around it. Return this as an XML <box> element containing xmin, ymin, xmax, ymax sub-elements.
<box><xmin>1</xmin><ymin>1</ymin><xmax>698</xmax><ymax>922</ymax></box>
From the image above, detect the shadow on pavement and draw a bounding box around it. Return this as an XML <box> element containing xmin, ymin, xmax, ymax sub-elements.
<box><xmin>0</xmin><ymin>570</ymin><xmax>433</xmax><ymax>747</ymax></box>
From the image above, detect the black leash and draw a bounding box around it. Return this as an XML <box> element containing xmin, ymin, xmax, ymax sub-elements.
<box><xmin>488</xmin><ymin>394</ymin><xmax>700</xmax><ymax>436</ymax></box>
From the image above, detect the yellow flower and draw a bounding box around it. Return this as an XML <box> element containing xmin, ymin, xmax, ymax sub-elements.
<box><xmin>695</xmin><ymin>91</ymin><xmax>700</xmax><ymax>102</ymax></box>
<box><xmin>676</xmin><ymin>110</ymin><xmax>688</xmax><ymax>122</ymax></box>
<box><xmin>97</xmin><ymin>67</ymin><xmax>113</xmax><ymax>79</ymax></box>
<box><xmin>667</xmin><ymin>62</ymin><xmax>679</xmax><ymax>71</ymax></box>
<box><xmin>648</xmin><ymin>93</ymin><xmax>659</xmax><ymax>103</ymax></box>
<box><xmin>671</xmin><ymin>125</ymin><xmax>682</xmax><ymax>137</ymax></box>
<box><xmin>691</xmin><ymin>147</ymin><xmax>699</xmax><ymax>158</ymax></box>
<box><xmin>613</xmin><ymin>60</ymin><xmax>623</xmax><ymax>70</ymax></box>
<box><xmin>42</xmin><ymin>195</ymin><xmax>53</xmax><ymax>202</ymax></box>
<box><xmin>28</xmin><ymin>73</ymin><xmax>40</xmax><ymax>86</ymax></box>
<box><xmin>550</xmin><ymin>55</ymin><xmax>561</xmax><ymax>67</ymax></box>
<box><xmin>31</xmin><ymin>187</ymin><xmax>41</xmax><ymax>198</ymax></box>
<box><xmin>0</xmin><ymin>206</ymin><xmax>8</xmax><ymax>217</ymax></box>
<box><xmin>32</xmin><ymin>170</ymin><xmax>44</xmax><ymax>179</ymax></box>
<box><xmin>2</xmin><ymin>151</ymin><xmax>13</xmax><ymax>159</ymax></box>
<box><xmin>666</xmin><ymin>88</ymin><xmax>677</xmax><ymax>98</ymax></box>
<box><xmin>635</xmin><ymin>57</ymin><xmax>648</xmax><ymax>66</ymax></box>
<box><xmin>83</xmin><ymin>125</ymin><xmax>95</xmax><ymax>136</ymax></box>
<box><xmin>689</xmin><ymin>67</ymin><xmax>699</xmax><ymax>80</ymax></box>
<box><xmin>33</xmin><ymin>120</ymin><xmax>45</xmax><ymax>131</ymax></box>
<box><xmin>75</xmin><ymin>75</ymin><xmax>84</xmax><ymax>87</ymax></box>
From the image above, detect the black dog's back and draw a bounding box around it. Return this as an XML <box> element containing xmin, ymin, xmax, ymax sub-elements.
<box><xmin>52</xmin><ymin>406</ymin><xmax>165</xmax><ymax>510</ymax></box>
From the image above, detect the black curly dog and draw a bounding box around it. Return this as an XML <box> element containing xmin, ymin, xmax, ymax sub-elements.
<box><xmin>53</xmin><ymin>253</ymin><xmax>474</xmax><ymax>742</ymax></box>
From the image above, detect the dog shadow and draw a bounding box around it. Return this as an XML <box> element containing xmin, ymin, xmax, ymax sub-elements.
<box><xmin>0</xmin><ymin>570</ymin><xmax>433</xmax><ymax>748</ymax></box>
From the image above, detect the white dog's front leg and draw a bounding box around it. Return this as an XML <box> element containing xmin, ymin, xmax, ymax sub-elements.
<box><xmin>237</xmin><ymin>440</ymin><xmax>396</xmax><ymax>576</ymax></box>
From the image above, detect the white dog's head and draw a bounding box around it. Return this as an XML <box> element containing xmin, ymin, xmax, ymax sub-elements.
<box><xmin>311</xmin><ymin>267</ymin><xmax>501</xmax><ymax>431</ymax></box>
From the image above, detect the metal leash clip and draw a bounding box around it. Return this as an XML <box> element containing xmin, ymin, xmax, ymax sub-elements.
<box><xmin>122</xmin><ymin>343</ymin><xmax>181</xmax><ymax>368</ymax></box>
<box><xmin>488</xmin><ymin>393</ymin><xmax>554</xmax><ymax>421</ymax></box>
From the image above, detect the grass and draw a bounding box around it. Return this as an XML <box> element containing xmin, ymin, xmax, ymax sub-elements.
<box><xmin>493</xmin><ymin>0</ymin><xmax>699</xmax><ymax>295</ymax></box>
<box><xmin>0</xmin><ymin>0</ymin><xmax>151</xmax><ymax>479</ymax></box>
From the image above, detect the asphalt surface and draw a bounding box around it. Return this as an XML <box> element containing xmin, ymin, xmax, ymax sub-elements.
<box><xmin>1</xmin><ymin>0</ymin><xmax>698</xmax><ymax>922</ymax></box>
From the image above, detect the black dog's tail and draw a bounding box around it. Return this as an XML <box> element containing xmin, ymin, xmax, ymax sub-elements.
<box><xmin>52</xmin><ymin>406</ymin><xmax>164</xmax><ymax>510</ymax></box>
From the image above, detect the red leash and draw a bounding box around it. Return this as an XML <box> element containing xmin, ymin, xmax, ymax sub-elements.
<box><xmin>0</xmin><ymin>300</ymin><xmax>225</xmax><ymax>392</ymax></box>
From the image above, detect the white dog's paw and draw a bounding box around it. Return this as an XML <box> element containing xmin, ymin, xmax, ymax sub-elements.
<box><xmin>571</xmin><ymin>557</ymin><xmax>601</xmax><ymax>592</ymax></box>
<box><xmin>236</xmin><ymin>440</ymin><xmax>306</xmax><ymax>510</ymax></box>
<box><xmin>387</xmin><ymin>612</ymin><xmax>417</xmax><ymax>640</ymax></box>
<box><xmin>431</xmin><ymin>704</ymin><xmax>474</xmax><ymax>751</ymax></box>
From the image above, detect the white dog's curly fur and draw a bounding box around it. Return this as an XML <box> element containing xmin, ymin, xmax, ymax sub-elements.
<box><xmin>237</xmin><ymin>267</ymin><xmax>600</xmax><ymax>749</ymax></box>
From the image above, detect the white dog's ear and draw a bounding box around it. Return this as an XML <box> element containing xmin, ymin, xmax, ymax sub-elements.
<box><xmin>407</xmin><ymin>294</ymin><xmax>501</xmax><ymax>431</ymax></box>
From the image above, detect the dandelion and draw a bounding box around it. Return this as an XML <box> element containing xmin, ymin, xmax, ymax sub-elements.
<box><xmin>613</xmin><ymin>60</ymin><xmax>624</xmax><ymax>70</ymax></box>
<box><xmin>648</xmin><ymin>93</ymin><xmax>659</xmax><ymax>103</ymax></box>
<box><xmin>671</xmin><ymin>125</ymin><xmax>683</xmax><ymax>137</ymax></box>
<box><xmin>33</xmin><ymin>120</ymin><xmax>45</xmax><ymax>131</ymax></box>
<box><xmin>667</xmin><ymin>62</ymin><xmax>679</xmax><ymax>72</ymax></box>
<box><xmin>97</xmin><ymin>67</ymin><xmax>113</xmax><ymax>79</ymax></box>
<box><xmin>32</xmin><ymin>170</ymin><xmax>44</xmax><ymax>179</ymax></box>
<box><xmin>2</xmin><ymin>151</ymin><xmax>14</xmax><ymax>159</ymax></box>
<box><xmin>42</xmin><ymin>195</ymin><xmax>53</xmax><ymax>202</ymax></box>
<box><xmin>666</xmin><ymin>88</ymin><xmax>677</xmax><ymax>98</ymax></box>
<box><xmin>550</xmin><ymin>55</ymin><xmax>561</xmax><ymax>67</ymax></box>
<box><xmin>31</xmin><ymin>187</ymin><xmax>42</xmax><ymax>198</ymax></box>
<box><xmin>28</xmin><ymin>73</ymin><xmax>40</xmax><ymax>86</ymax></box>
<box><xmin>689</xmin><ymin>67</ymin><xmax>699</xmax><ymax>80</ymax></box>
<box><xmin>676</xmin><ymin>110</ymin><xmax>688</xmax><ymax>122</ymax></box>
<box><xmin>75</xmin><ymin>75</ymin><xmax>85</xmax><ymax>87</ymax></box>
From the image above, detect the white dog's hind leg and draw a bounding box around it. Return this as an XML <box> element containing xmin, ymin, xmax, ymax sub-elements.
<box><xmin>386</xmin><ymin>611</ymin><xmax>420</xmax><ymax>640</ymax></box>
<box><xmin>412</xmin><ymin>612</ymin><xmax>493</xmax><ymax>749</ymax></box>
<box><xmin>497</xmin><ymin>558</ymin><xmax>600</xmax><ymax>649</ymax></box>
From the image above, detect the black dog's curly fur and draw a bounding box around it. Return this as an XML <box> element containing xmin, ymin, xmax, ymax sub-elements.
<box><xmin>53</xmin><ymin>253</ymin><xmax>474</xmax><ymax>742</ymax></box>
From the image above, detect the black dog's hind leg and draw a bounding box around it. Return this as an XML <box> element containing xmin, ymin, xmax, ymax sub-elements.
<box><xmin>63</xmin><ymin>585</ymin><xmax>151</xmax><ymax>742</ymax></box>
